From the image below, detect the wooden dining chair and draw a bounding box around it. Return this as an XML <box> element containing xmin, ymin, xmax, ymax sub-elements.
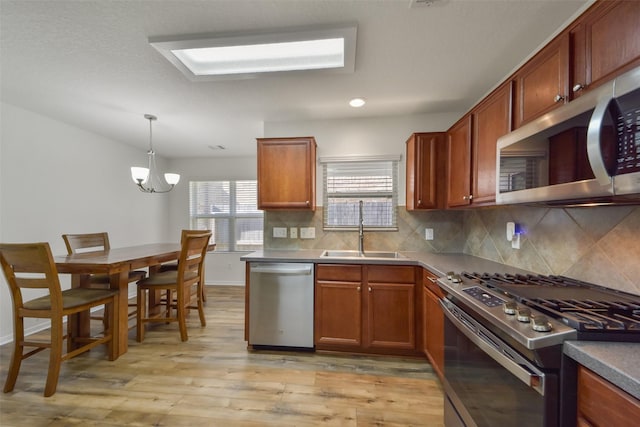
<box><xmin>158</xmin><ymin>229</ymin><xmax>212</xmax><ymax>302</ymax></box>
<box><xmin>135</xmin><ymin>231</ymin><xmax>212</xmax><ymax>342</ymax></box>
<box><xmin>62</xmin><ymin>232</ymin><xmax>146</xmax><ymax>322</ymax></box>
<box><xmin>0</xmin><ymin>242</ymin><xmax>118</xmax><ymax>397</ymax></box>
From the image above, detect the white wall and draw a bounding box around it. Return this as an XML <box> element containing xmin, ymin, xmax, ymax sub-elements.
<box><xmin>265</xmin><ymin>112</ymin><xmax>461</xmax><ymax>204</ymax></box>
<box><xmin>0</xmin><ymin>103</ymin><xmax>170</xmax><ymax>343</ymax></box>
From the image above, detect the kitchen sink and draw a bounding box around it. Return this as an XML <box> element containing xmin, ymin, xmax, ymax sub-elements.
<box><xmin>320</xmin><ymin>250</ymin><xmax>406</xmax><ymax>259</ymax></box>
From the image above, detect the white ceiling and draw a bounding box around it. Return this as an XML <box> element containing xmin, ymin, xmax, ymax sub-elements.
<box><xmin>0</xmin><ymin>0</ymin><xmax>590</xmax><ymax>158</ymax></box>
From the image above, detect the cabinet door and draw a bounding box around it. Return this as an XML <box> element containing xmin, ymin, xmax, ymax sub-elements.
<box><xmin>571</xmin><ymin>0</ymin><xmax>640</xmax><ymax>98</ymax></box>
<box><xmin>577</xmin><ymin>365</ymin><xmax>640</xmax><ymax>427</ymax></box>
<box><xmin>315</xmin><ymin>280</ymin><xmax>362</xmax><ymax>347</ymax></box>
<box><xmin>406</xmin><ymin>132</ymin><xmax>446</xmax><ymax>210</ymax></box>
<box><xmin>422</xmin><ymin>269</ymin><xmax>444</xmax><ymax>380</ymax></box>
<box><xmin>472</xmin><ymin>82</ymin><xmax>512</xmax><ymax>205</ymax></box>
<box><xmin>447</xmin><ymin>115</ymin><xmax>472</xmax><ymax>207</ymax></box>
<box><xmin>257</xmin><ymin>137</ymin><xmax>316</xmax><ymax>210</ymax></box>
<box><xmin>515</xmin><ymin>34</ymin><xmax>569</xmax><ymax>128</ymax></box>
<box><xmin>365</xmin><ymin>283</ymin><xmax>416</xmax><ymax>350</ymax></box>
<box><xmin>425</xmin><ymin>288</ymin><xmax>444</xmax><ymax>380</ymax></box>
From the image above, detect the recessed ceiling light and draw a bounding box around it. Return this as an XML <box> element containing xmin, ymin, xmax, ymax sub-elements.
<box><xmin>349</xmin><ymin>98</ymin><xmax>366</xmax><ymax>108</ymax></box>
<box><xmin>149</xmin><ymin>25</ymin><xmax>357</xmax><ymax>81</ymax></box>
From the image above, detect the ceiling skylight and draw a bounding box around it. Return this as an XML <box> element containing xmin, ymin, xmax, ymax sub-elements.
<box><xmin>150</xmin><ymin>25</ymin><xmax>357</xmax><ymax>81</ymax></box>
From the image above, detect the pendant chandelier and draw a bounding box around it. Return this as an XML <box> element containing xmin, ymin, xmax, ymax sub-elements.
<box><xmin>130</xmin><ymin>114</ymin><xmax>180</xmax><ymax>193</ymax></box>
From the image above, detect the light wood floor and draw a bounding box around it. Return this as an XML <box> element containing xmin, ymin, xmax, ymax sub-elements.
<box><xmin>0</xmin><ymin>285</ymin><xmax>444</xmax><ymax>426</ymax></box>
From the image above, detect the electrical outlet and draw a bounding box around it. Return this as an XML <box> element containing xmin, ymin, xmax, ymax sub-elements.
<box><xmin>290</xmin><ymin>227</ymin><xmax>298</xmax><ymax>238</ymax></box>
<box><xmin>273</xmin><ymin>227</ymin><xmax>287</xmax><ymax>238</ymax></box>
<box><xmin>425</xmin><ymin>228</ymin><xmax>434</xmax><ymax>240</ymax></box>
<box><xmin>300</xmin><ymin>227</ymin><xmax>316</xmax><ymax>239</ymax></box>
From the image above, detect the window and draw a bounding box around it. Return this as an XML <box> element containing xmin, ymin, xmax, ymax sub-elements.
<box><xmin>189</xmin><ymin>180</ymin><xmax>263</xmax><ymax>252</ymax></box>
<box><xmin>322</xmin><ymin>157</ymin><xmax>399</xmax><ymax>230</ymax></box>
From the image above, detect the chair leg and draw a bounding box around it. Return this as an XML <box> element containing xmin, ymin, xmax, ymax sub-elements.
<box><xmin>136</xmin><ymin>287</ymin><xmax>146</xmax><ymax>343</ymax></box>
<box><xmin>44</xmin><ymin>318</ymin><xmax>64</xmax><ymax>397</ymax></box>
<box><xmin>3</xmin><ymin>316</ymin><xmax>24</xmax><ymax>393</ymax></box>
<box><xmin>177</xmin><ymin>294</ymin><xmax>188</xmax><ymax>342</ymax></box>
<box><xmin>197</xmin><ymin>282</ymin><xmax>206</xmax><ymax>327</ymax></box>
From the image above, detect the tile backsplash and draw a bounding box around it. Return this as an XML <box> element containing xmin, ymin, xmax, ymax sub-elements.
<box><xmin>264</xmin><ymin>205</ymin><xmax>640</xmax><ymax>295</ymax></box>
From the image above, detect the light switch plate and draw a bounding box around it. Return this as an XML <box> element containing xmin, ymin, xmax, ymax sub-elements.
<box><xmin>425</xmin><ymin>228</ymin><xmax>434</xmax><ymax>240</ymax></box>
<box><xmin>300</xmin><ymin>227</ymin><xmax>316</xmax><ymax>239</ymax></box>
<box><xmin>273</xmin><ymin>227</ymin><xmax>287</xmax><ymax>238</ymax></box>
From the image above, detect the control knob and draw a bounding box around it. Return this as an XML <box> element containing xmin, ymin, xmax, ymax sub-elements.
<box><xmin>516</xmin><ymin>308</ymin><xmax>531</xmax><ymax>323</ymax></box>
<box><xmin>503</xmin><ymin>301</ymin><xmax>518</xmax><ymax>315</ymax></box>
<box><xmin>532</xmin><ymin>315</ymin><xmax>553</xmax><ymax>332</ymax></box>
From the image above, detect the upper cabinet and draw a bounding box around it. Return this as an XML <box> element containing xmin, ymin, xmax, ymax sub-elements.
<box><xmin>446</xmin><ymin>115</ymin><xmax>473</xmax><ymax>208</ymax></box>
<box><xmin>513</xmin><ymin>0</ymin><xmax>640</xmax><ymax>127</ymax></box>
<box><xmin>569</xmin><ymin>0</ymin><xmax>640</xmax><ymax>99</ymax></box>
<box><xmin>445</xmin><ymin>81</ymin><xmax>512</xmax><ymax>208</ymax></box>
<box><xmin>257</xmin><ymin>137</ymin><xmax>316</xmax><ymax>210</ymax></box>
<box><xmin>514</xmin><ymin>34</ymin><xmax>569</xmax><ymax>128</ymax></box>
<box><xmin>405</xmin><ymin>132</ymin><xmax>446</xmax><ymax>210</ymax></box>
<box><xmin>472</xmin><ymin>82</ymin><xmax>512</xmax><ymax>205</ymax></box>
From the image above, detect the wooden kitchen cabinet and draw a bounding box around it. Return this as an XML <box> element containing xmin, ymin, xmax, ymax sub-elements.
<box><xmin>422</xmin><ymin>268</ymin><xmax>444</xmax><ymax>380</ymax></box>
<box><xmin>514</xmin><ymin>33</ymin><xmax>569</xmax><ymax>128</ymax></box>
<box><xmin>576</xmin><ymin>365</ymin><xmax>640</xmax><ymax>427</ymax></box>
<box><xmin>406</xmin><ymin>132</ymin><xmax>447</xmax><ymax>210</ymax></box>
<box><xmin>315</xmin><ymin>264</ymin><xmax>362</xmax><ymax>348</ymax></box>
<box><xmin>569</xmin><ymin>0</ymin><xmax>640</xmax><ymax>99</ymax></box>
<box><xmin>471</xmin><ymin>82</ymin><xmax>512</xmax><ymax>205</ymax></box>
<box><xmin>257</xmin><ymin>137</ymin><xmax>316</xmax><ymax>210</ymax></box>
<box><xmin>446</xmin><ymin>114</ymin><xmax>472</xmax><ymax>207</ymax></box>
<box><xmin>315</xmin><ymin>263</ymin><xmax>419</xmax><ymax>356</ymax></box>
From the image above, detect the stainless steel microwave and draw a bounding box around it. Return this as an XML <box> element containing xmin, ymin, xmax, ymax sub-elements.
<box><xmin>496</xmin><ymin>66</ymin><xmax>640</xmax><ymax>206</ymax></box>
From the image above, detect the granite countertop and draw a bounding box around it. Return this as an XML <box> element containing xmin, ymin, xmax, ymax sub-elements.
<box><xmin>564</xmin><ymin>341</ymin><xmax>640</xmax><ymax>400</ymax></box>
<box><xmin>241</xmin><ymin>249</ymin><xmax>640</xmax><ymax>398</ymax></box>
<box><xmin>240</xmin><ymin>249</ymin><xmax>532</xmax><ymax>277</ymax></box>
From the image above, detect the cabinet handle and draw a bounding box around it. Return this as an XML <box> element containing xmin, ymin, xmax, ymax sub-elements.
<box><xmin>305</xmin><ymin>200</ymin><xmax>310</xmax><ymax>206</ymax></box>
<box><xmin>357</xmin><ymin>286</ymin><xmax>361</xmax><ymax>291</ymax></box>
<box><xmin>368</xmin><ymin>286</ymin><xmax>372</xmax><ymax>292</ymax></box>
<box><xmin>572</xmin><ymin>84</ymin><xmax>584</xmax><ymax>93</ymax></box>
<box><xmin>417</xmin><ymin>199</ymin><xmax>422</xmax><ymax>206</ymax></box>
<box><xmin>463</xmin><ymin>195</ymin><xmax>473</xmax><ymax>201</ymax></box>
<box><xmin>428</xmin><ymin>277</ymin><xmax>437</xmax><ymax>283</ymax></box>
<box><xmin>554</xmin><ymin>94</ymin><xmax>565</xmax><ymax>103</ymax></box>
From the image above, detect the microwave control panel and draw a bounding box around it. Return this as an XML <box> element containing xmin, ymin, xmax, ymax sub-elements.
<box><xmin>615</xmin><ymin>106</ymin><xmax>640</xmax><ymax>175</ymax></box>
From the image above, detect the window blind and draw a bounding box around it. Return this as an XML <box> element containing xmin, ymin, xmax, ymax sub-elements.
<box><xmin>189</xmin><ymin>180</ymin><xmax>263</xmax><ymax>252</ymax></box>
<box><xmin>323</xmin><ymin>160</ymin><xmax>398</xmax><ymax>230</ymax></box>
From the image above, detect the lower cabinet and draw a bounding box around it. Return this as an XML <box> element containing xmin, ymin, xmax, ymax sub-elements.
<box><xmin>422</xmin><ymin>268</ymin><xmax>445</xmax><ymax>380</ymax></box>
<box><xmin>315</xmin><ymin>263</ymin><xmax>418</xmax><ymax>356</ymax></box>
<box><xmin>577</xmin><ymin>365</ymin><xmax>640</xmax><ymax>427</ymax></box>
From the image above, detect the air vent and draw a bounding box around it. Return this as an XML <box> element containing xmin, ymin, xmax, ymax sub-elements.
<box><xmin>208</xmin><ymin>144</ymin><xmax>226</xmax><ymax>150</ymax></box>
<box><xmin>409</xmin><ymin>0</ymin><xmax>443</xmax><ymax>8</ymax></box>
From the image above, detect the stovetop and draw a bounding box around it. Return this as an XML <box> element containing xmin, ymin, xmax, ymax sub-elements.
<box><xmin>462</xmin><ymin>272</ymin><xmax>640</xmax><ymax>339</ymax></box>
<box><xmin>438</xmin><ymin>271</ymin><xmax>640</xmax><ymax>350</ymax></box>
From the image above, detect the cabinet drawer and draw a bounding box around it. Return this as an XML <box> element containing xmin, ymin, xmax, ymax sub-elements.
<box><xmin>316</xmin><ymin>264</ymin><xmax>362</xmax><ymax>282</ymax></box>
<box><xmin>423</xmin><ymin>269</ymin><xmax>445</xmax><ymax>298</ymax></box>
<box><xmin>367</xmin><ymin>265</ymin><xmax>415</xmax><ymax>283</ymax></box>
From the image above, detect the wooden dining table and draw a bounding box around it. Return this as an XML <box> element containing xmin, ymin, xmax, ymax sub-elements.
<box><xmin>54</xmin><ymin>243</ymin><xmax>213</xmax><ymax>357</ymax></box>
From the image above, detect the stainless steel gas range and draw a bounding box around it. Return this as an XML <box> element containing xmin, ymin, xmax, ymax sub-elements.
<box><xmin>437</xmin><ymin>272</ymin><xmax>640</xmax><ymax>427</ymax></box>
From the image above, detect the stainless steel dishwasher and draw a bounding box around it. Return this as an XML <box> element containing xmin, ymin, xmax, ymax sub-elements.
<box><xmin>248</xmin><ymin>262</ymin><xmax>314</xmax><ymax>349</ymax></box>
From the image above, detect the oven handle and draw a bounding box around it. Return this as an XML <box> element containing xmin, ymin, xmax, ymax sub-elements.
<box><xmin>441</xmin><ymin>299</ymin><xmax>546</xmax><ymax>395</ymax></box>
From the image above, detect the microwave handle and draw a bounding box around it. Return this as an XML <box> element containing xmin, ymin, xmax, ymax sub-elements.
<box><xmin>587</xmin><ymin>95</ymin><xmax>614</xmax><ymax>186</ymax></box>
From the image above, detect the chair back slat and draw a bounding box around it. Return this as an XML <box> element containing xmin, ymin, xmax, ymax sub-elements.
<box><xmin>62</xmin><ymin>232</ymin><xmax>110</xmax><ymax>254</ymax></box>
<box><xmin>177</xmin><ymin>232</ymin><xmax>211</xmax><ymax>281</ymax></box>
<box><xmin>0</xmin><ymin>243</ymin><xmax>63</xmax><ymax>310</ymax></box>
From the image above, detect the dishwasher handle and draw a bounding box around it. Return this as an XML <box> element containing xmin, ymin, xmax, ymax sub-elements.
<box><xmin>250</xmin><ymin>263</ymin><xmax>313</xmax><ymax>275</ymax></box>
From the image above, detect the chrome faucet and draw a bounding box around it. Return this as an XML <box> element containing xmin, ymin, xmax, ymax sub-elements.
<box><xmin>358</xmin><ymin>200</ymin><xmax>365</xmax><ymax>255</ymax></box>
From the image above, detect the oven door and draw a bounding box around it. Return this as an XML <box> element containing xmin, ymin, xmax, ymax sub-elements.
<box><xmin>440</xmin><ymin>299</ymin><xmax>559</xmax><ymax>427</ymax></box>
